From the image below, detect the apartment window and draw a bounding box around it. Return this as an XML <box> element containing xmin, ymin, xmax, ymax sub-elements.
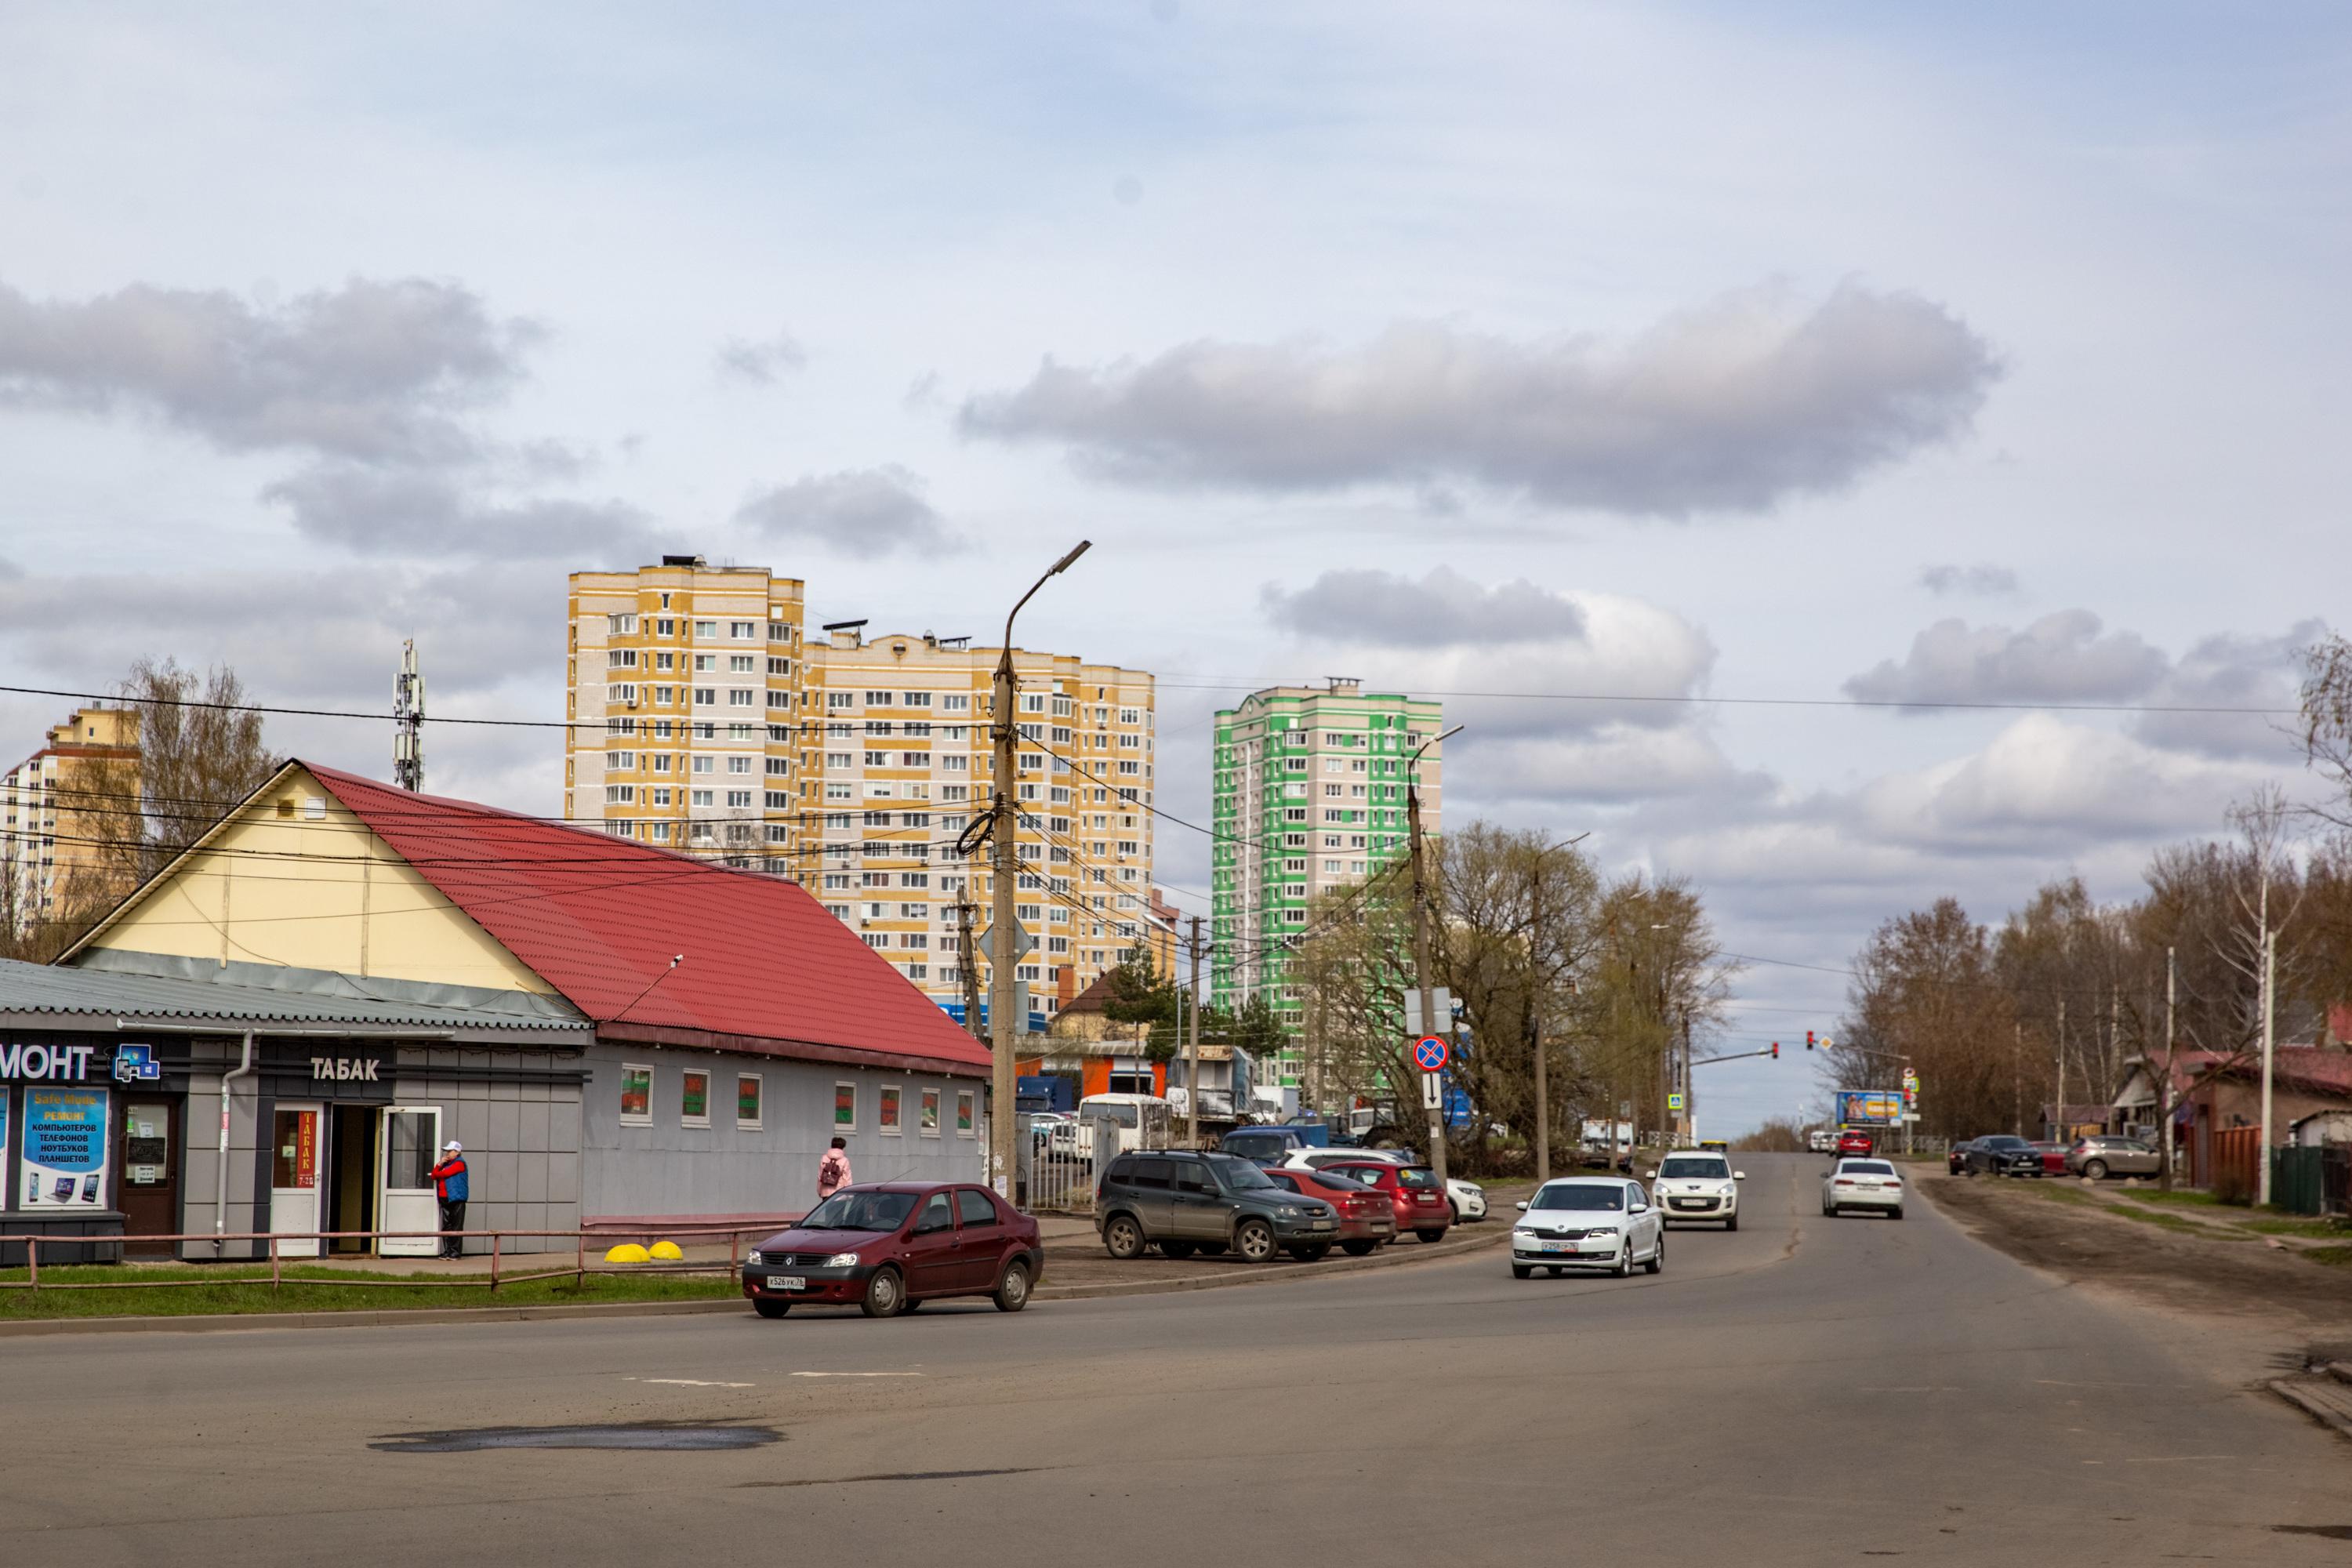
<box><xmin>834</xmin><ymin>1082</ymin><xmax>858</xmax><ymax>1131</ymax></box>
<box><xmin>651</xmin><ymin>755</ymin><xmax>673</xmax><ymax>774</ymax></box>
<box><xmin>865</xmin><ymin>689</ymin><xmax>892</xmax><ymax>706</ymax></box>
<box><xmin>607</xmin><ymin>612</ymin><xmax>638</xmax><ymax>634</ymax></box>
<box><xmin>828</xmin><ymin>691</ymin><xmax>855</xmax><ymax>710</ymax></box>
<box><xmin>942</xmin><ymin>694</ymin><xmax>970</xmax><ymax>713</ymax></box>
<box><xmin>1119</xmin><ymin>708</ymin><xmax>1140</xmax><ymax>724</ymax></box>
<box><xmin>826</xmin><ymin>751</ymin><xmax>854</xmax><ymax>770</ymax></box>
<box><xmin>824</xmin><ymin>782</ymin><xmax>852</xmax><ymax>802</ymax></box>
<box><xmin>730</xmin><ymin>621</ymin><xmax>757</xmax><ymax>638</ymax></box>
<box><xmin>736</xmin><ymin>1073</ymin><xmax>764</xmax><ymax>1130</ymax></box>
<box><xmin>768</xmin><ymin>657</ymin><xmax>790</xmax><ymax>676</ymax></box>
<box><xmin>1021</xmin><ymin>694</ymin><xmax>1046</xmax><ymax>713</ymax></box>
<box><xmin>880</xmin><ymin>1086</ymin><xmax>903</xmax><ymax>1134</ymax></box>
<box><xmin>729</xmin><ymin>689</ymin><xmax>754</xmax><ymax>707</ymax></box>
<box><xmin>606</xmin><ymin>648</ymin><xmax>638</xmax><ymax>669</ymax></box>
<box><xmin>691</xmin><ymin>755</ymin><xmax>714</xmax><ymax>775</ymax></box>
<box><xmin>898</xmin><ymin>751</ymin><xmax>928</xmax><ymax>768</ymax></box>
<box><xmin>956</xmin><ymin>1090</ymin><xmax>975</xmax><ymax>1138</ymax></box>
<box><xmin>619</xmin><ymin>1064</ymin><xmax>652</xmax><ymax>1126</ymax></box>
<box><xmin>694</xmin><ymin>619</ymin><xmax>717</xmax><ymax>637</ymax></box>
<box><xmin>728</xmin><ymin>655</ymin><xmax>755</xmax><ymax>673</ymax></box>
<box><xmin>920</xmin><ymin>1088</ymin><xmax>941</xmax><ymax>1136</ymax></box>
<box><xmin>681</xmin><ymin>1070</ymin><xmax>711</xmax><ymax>1127</ymax></box>
<box><xmin>693</xmin><ymin>687</ymin><xmax>717</xmax><ymax>706</ymax></box>
<box><xmin>727</xmin><ymin>789</ymin><xmax>753</xmax><ymax>808</ymax></box>
<box><xmin>904</xmin><ymin>691</ymin><xmax>932</xmax><ymax>707</ymax></box>
<box><xmin>865</xmin><ymin>750</ymin><xmax>888</xmax><ymax>767</ymax></box>
<box><xmin>724</xmin><ymin>756</ymin><xmax>750</xmax><ymax>775</ymax></box>
<box><xmin>691</xmin><ymin>789</ymin><xmax>714</xmax><ymax>807</ymax></box>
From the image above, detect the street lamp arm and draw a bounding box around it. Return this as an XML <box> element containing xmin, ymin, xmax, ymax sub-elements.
<box><xmin>1000</xmin><ymin>539</ymin><xmax>1093</xmax><ymax>652</ymax></box>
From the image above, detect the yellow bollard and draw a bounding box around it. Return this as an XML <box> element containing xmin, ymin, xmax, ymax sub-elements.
<box><xmin>647</xmin><ymin>1240</ymin><xmax>684</xmax><ymax>1261</ymax></box>
<box><xmin>603</xmin><ymin>1243</ymin><xmax>652</xmax><ymax>1265</ymax></box>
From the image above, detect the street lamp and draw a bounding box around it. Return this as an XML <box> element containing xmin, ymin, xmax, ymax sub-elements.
<box><xmin>990</xmin><ymin>540</ymin><xmax>1091</xmax><ymax>1202</ymax></box>
<box><xmin>1405</xmin><ymin>724</ymin><xmax>1464</xmax><ymax>1185</ymax></box>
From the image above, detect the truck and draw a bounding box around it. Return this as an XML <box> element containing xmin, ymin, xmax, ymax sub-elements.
<box><xmin>1017</xmin><ymin>1074</ymin><xmax>1076</xmax><ymax>1115</ymax></box>
<box><xmin>1580</xmin><ymin>1118</ymin><xmax>1634</xmax><ymax>1170</ymax></box>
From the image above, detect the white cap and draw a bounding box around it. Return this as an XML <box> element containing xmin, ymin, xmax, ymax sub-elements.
<box><xmin>444</xmin><ymin>1141</ymin><xmax>463</xmax><ymax>1152</ymax></box>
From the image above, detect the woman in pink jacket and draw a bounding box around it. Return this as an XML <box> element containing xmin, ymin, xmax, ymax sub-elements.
<box><xmin>817</xmin><ymin>1136</ymin><xmax>852</xmax><ymax>1200</ymax></box>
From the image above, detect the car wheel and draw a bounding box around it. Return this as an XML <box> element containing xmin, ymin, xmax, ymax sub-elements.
<box><xmin>1828</xmin><ymin>1203</ymin><xmax>1840</xmax><ymax>1217</ymax></box>
<box><xmin>753</xmin><ymin>1298</ymin><xmax>790</xmax><ymax>1319</ymax></box>
<box><xmin>1102</xmin><ymin>1214</ymin><xmax>1145</xmax><ymax>1261</ymax></box>
<box><xmin>1645</xmin><ymin>1232</ymin><xmax>1664</xmax><ymax>1274</ymax></box>
<box><xmin>1416</xmin><ymin>1229</ymin><xmax>1446</xmax><ymax>1244</ymax></box>
<box><xmin>992</xmin><ymin>1260</ymin><xmax>1031</xmax><ymax>1313</ymax></box>
<box><xmin>1158</xmin><ymin>1240</ymin><xmax>1197</xmax><ymax>1260</ymax></box>
<box><xmin>859</xmin><ymin>1267</ymin><xmax>904</xmax><ymax>1319</ymax></box>
<box><xmin>1288</xmin><ymin>1243</ymin><xmax>1331</xmax><ymax>1262</ymax></box>
<box><xmin>900</xmin><ymin>1297</ymin><xmax>923</xmax><ymax>1312</ymax></box>
<box><xmin>1614</xmin><ymin>1240</ymin><xmax>1635</xmax><ymax>1278</ymax></box>
<box><xmin>1890</xmin><ymin>1207</ymin><xmax>1904</xmax><ymax>1221</ymax></box>
<box><xmin>2084</xmin><ymin>1160</ymin><xmax>2108</xmax><ymax>1181</ymax></box>
<box><xmin>1512</xmin><ymin>1265</ymin><xmax>1533</xmax><ymax>1279</ymax></box>
<box><xmin>1449</xmin><ymin>1201</ymin><xmax>1463</xmax><ymax>1224</ymax></box>
<box><xmin>1234</xmin><ymin>1219</ymin><xmax>1276</xmax><ymax>1264</ymax></box>
<box><xmin>1340</xmin><ymin>1240</ymin><xmax>1378</xmax><ymax>1257</ymax></box>
<box><xmin>1726</xmin><ymin>1214</ymin><xmax>1739</xmax><ymax>1232</ymax></box>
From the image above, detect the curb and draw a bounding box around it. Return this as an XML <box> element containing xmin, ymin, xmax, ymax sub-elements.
<box><xmin>1035</xmin><ymin>1223</ymin><xmax>1512</xmax><ymax>1301</ymax></box>
<box><xmin>2270</xmin><ymin>1377</ymin><xmax>2352</xmax><ymax>1442</ymax></box>
<box><xmin>0</xmin><ymin>1296</ymin><xmax>748</xmax><ymax>1338</ymax></box>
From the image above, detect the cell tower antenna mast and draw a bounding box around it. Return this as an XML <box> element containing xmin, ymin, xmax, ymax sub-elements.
<box><xmin>394</xmin><ymin>639</ymin><xmax>426</xmax><ymax>791</ymax></box>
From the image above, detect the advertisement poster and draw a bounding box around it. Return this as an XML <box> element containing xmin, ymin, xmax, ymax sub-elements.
<box><xmin>24</xmin><ymin>1087</ymin><xmax>109</xmax><ymax>1207</ymax></box>
<box><xmin>1835</xmin><ymin>1090</ymin><xmax>1904</xmax><ymax>1127</ymax></box>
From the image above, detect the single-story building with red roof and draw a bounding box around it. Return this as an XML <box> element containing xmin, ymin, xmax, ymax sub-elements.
<box><xmin>12</xmin><ymin>760</ymin><xmax>990</xmax><ymax>1259</ymax></box>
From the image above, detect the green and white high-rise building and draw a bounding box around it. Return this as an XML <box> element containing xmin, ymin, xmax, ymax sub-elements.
<box><xmin>1210</xmin><ymin>679</ymin><xmax>1443</xmax><ymax>1092</ymax></box>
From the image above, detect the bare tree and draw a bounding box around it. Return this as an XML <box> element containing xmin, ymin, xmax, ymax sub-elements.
<box><xmin>76</xmin><ymin>658</ymin><xmax>279</xmax><ymax>891</ymax></box>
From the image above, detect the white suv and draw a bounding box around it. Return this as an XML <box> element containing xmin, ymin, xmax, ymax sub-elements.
<box><xmin>1647</xmin><ymin>1151</ymin><xmax>1744</xmax><ymax>1229</ymax></box>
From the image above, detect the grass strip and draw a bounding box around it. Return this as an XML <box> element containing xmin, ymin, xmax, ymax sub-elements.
<box><xmin>2308</xmin><ymin>1246</ymin><xmax>2352</xmax><ymax>1268</ymax></box>
<box><xmin>0</xmin><ymin>1263</ymin><xmax>740</xmax><ymax>1320</ymax></box>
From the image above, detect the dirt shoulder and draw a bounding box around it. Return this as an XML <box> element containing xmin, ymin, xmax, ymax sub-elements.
<box><xmin>1918</xmin><ymin>1170</ymin><xmax>2352</xmax><ymax>1355</ymax></box>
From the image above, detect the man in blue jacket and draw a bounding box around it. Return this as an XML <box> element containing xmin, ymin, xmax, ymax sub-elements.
<box><xmin>431</xmin><ymin>1141</ymin><xmax>470</xmax><ymax>1259</ymax></box>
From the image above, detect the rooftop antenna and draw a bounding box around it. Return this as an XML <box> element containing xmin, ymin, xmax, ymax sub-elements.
<box><xmin>394</xmin><ymin>639</ymin><xmax>425</xmax><ymax>791</ymax></box>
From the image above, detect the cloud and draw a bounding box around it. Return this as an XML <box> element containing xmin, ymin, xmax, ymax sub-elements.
<box><xmin>733</xmin><ymin>466</ymin><xmax>959</xmax><ymax>557</ymax></box>
<box><xmin>0</xmin><ymin>275</ymin><xmax>537</xmax><ymax>463</ymax></box>
<box><xmin>263</xmin><ymin>463</ymin><xmax>663</xmax><ymax>561</ymax></box>
<box><xmin>2129</xmin><ymin>619</ymin><xmax>2320</xmax><ymax>760</ymax></box>
<box><xmin>958</xmin><ymin>281</ymin><xmax>1999</xmax><ymax>514</ymax></box>
<box><xmin>714</xmin><ymin>330</ymin><xmax>807</xmax><ymax>385</ymax></box>
<box><xmin>1261</xmin><ymin>566</ymin><xmax>1586</xmax><ymax>646</ymax></box>
<box><xmin>1842</xmin><ymin>610</ymin><xmax>2168</xmax><ymax>707</ymax></box>
<box><xmin>1918</xmin><ymin>561</ymin><xmax>2020</xmax><ymax>597</ymax></box>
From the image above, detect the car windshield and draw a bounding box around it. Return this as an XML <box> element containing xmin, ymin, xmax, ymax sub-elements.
<box><xmin>1841</xmin><ymin>1160</ymin><xmax>1897</xmax><ymax>1176</ymax></box>
<box><xmin>1660</xmin><ymin>1157</ymin><xmax>1730</xmax><ymax>1180</ymax></box>
<box><xmin>1207</xmin><ymin>1156</ymin><xmax>1275</xmax><ymax>1190</ymax></box>
<box><xmin>1087</xmin><ymin>1104</ymin><xmax>1141</xmax><ymax>1127</ymax></box>
<box><xmin>1396</xmin><ymin>1167</ymin><xmax>1442</xmax><ymax>1190</ymax></box>
<box><xmin>1531</xmin><ymin>1183</ymin><xmax>1624</xmax><ymax>1212</ymax></box>
<box><xmin>798</xmin><ymin>1190</ymin><xmax>916</xmax><ymax>1232</ymax></box>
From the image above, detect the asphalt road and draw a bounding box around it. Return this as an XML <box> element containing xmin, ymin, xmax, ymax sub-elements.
<box><xmin>9</xmin><ymin>1154</ymin><xmax>2348</xmax><ymax>1566</ymax></box>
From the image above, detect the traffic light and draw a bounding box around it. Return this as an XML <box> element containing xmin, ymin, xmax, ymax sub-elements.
<box><xmin>1770</xmin><ymin>1042</ymin><xmax>1780</xmax><ymax>1059</ymax></box>
<box><xmin>1805</xmin><ymin>1030</ymin><xmax>1815</xmax><ymax>1051</ymax></box>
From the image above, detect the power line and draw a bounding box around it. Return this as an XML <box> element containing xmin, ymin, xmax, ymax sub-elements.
<box><xmin>1149</xmin><ymin>677</ymin><xmax>2299</xmax><ymax>717</ymax></box>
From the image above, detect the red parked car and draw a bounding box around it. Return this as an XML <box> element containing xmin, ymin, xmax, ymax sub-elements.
<box><xmin>1320</xmin><ymin>1160</ymin><xmax>1452</xmax><ymax>1243</ymax></box>
<box><xmin>1835</xmin><ymin>1130</ymin><xmax>1876</xmax><ymax>1158</ymax></box>
<box><xmin>2030</xmin><ymin>1141</ymin><xmax>2069</xmax><ymax>1175</ymax></box>
<box><xmin>740</xmin><ymin>1182</ymin><xmax>1043</xmax><ymax>1319</ymax></box>
<box><xmin>1265</xmin><ymin>1167</ymin><xmax>1398</xmax><ymax>1255</ymax></box>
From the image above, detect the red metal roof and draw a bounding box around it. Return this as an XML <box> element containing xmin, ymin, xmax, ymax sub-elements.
<box><xmin>304</xmin><ymin>761</ymin><xmax>992</xmax><ymax>1076</ymax></box>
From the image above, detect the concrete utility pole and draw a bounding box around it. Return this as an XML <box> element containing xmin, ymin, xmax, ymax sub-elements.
<box><xmin>990</xmin><ymin>540</ymin><xmax>1091</xmax><ymax>1203</ymax></box>
<box><xmin>2053</xmin><ymin>996</ymin><xmax>2066</xmax><ymax>1145</ymax></box>
<box><xmin>1406</xmin><ymin>724</ymin><xmax>1462</xmax><ymax>1185</ymax></box>
<box><xmin>2259</xmin><ymin>928</ymin><xmax>2277</xmax><ymax>1206</ymax></box>
<box><xmin>2159</xmin><ymin>946</ymin><xmax>2176</xmax><ymax>1193</ymax></box>
<box><xmin>1530</xmin><ymin>855</ymin><xmax>1549</xmax><ymax>1185</ymax></box>
<box><xmin>958</xmin><ymin>898</ymin><xmax>984</xmax><ymax>1040</ymax></box>
<box><xmin>1185</xmin><ymin>914</ymin><xmax>1205</xmax><ymax>1148</ymax></box>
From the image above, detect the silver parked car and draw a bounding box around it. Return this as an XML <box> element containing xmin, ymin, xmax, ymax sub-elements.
<box><xmin>2063</xmin><ymin>1134</ymin><xmax>2159</xmax><ymax>1179</ymax></box>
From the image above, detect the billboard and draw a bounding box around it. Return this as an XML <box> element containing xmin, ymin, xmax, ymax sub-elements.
<box><xmin>1836</xmin><ymin>1089</ymin><xmax>1904</xmax><ymax>1127</ymax></box>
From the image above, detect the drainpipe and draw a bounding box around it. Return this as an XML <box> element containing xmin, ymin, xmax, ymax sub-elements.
<box><xmin>216</xmin><ymin>1029</ymin><xmax>256</xmax><ymax>1258</ymax></box>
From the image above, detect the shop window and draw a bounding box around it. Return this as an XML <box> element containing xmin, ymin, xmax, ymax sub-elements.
<box><xmin>920</xmin><ymin>1087</ymin><xmax>941</xmax><ymax>1137</ymax></box>
<box><xmin>956</xmin><ymin>1090</ymin><xmax>976</xmax><ymax>1138</ymax></box>
<box><xmin>736</xmin><ymin>1073</ymin><xmax>763</xmax><ymax>1130</ymax></box>
<box><xmin>620</xmin><ymin>1064</ymin><xmax>652</xmax><ymax>1125</ymax></box>
<box><xmin>681</xmin><ymin>1069</ymin><xmax>710</xmax><ymax>1128</ymax></box>
<box><xmin>833</xmin><ymin>1081</ymin><xmax>856</xmax><ymax>1131</ymax></box>
<box><xmin>880</xmin><ymin>1085</ymin><xmax>903</xmax><ymax>1134</ymax></box>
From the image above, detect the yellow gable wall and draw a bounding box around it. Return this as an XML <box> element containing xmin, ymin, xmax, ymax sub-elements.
<box><xmin>82</xmin><ymin>766</ymin><xmax>555</xmax><ymax>996</ymax></box>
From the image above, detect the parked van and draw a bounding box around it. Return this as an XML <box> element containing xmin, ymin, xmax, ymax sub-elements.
<box><xmin>1077</xmin><ymin>1094</ymin><xmax>1175</xmax><ymax>1155</ymax></box>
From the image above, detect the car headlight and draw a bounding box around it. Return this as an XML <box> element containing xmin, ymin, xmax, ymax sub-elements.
<box><xmin>823</xmin><ymin>1251</ymin><xmax>862</xmax><ymax>1268</ymax></box>
<box><xmin>1275</xmin><ymin>1205</ymin><xmax>1305</xmax><ymax>1218</ymax></box>
<box><xmin>1512</xmin><ymin>1227</ymin><xmax>1537</xmax><ymax>1237</ymax></box>
<box><xmin>1721</xmin><ymin>1185</ymin><xmax>1737</xmax><ymax>1196</ymax></box>
<box><xmin>746</xmin><ymin>1250</ymin><xmax>764</xmax><ymax>1266</ymax></box>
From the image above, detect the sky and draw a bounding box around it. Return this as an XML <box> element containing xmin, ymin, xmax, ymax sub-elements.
<box><xmin>2</xmin><ymin>2</ymin><xmax>2347</xmax><ymax>1134</ymax></box>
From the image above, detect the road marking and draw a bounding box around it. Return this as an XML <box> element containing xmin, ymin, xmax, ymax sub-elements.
<box><xmin>624</xmin><ymin>1377</ymin><xmax>757</xmax><ymax>1388</ymax></box>
<box><xmin>789</xmin><ymin>1371</ymin><xmax>924</xmax><ymax>1378</ymax></box>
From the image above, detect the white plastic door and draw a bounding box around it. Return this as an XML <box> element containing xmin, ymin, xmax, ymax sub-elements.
<box><xmin>267</xmin><ymin>1105</ymin><xmax>323</xmax><ymax>1258</ymax></box>
<box><xmin>376</xmin><ymin>1106</ymin><xmax>442</xmax><ymax>1257</ymax></box>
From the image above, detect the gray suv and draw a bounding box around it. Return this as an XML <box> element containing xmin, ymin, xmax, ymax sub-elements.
<box><xmin>1097</xmin><ymin>1150</ymin><xmax>1342</xmax><ymax>1263</ymax></box>
<box><xmin>2064</xmin><ymin>1135</ymin><xmax>2159</xmax><ymax>1179</ymax></box>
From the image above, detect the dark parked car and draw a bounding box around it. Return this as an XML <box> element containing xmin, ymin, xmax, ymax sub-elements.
<box><xmin>1263</xmin><ymin>1167</ymin><xmax>1396</xmax><ymax>1254</ymax></box>
<box><xmin>1220</xmin><ymin>1127</ymin><xmax>1311</xmax><ymax>1165</ymax></box>
<box><xmin>740</xmin><ymin>1182</ymin><xmax>1043</xmax><ymax>1319</ymax></box>
<box><xmin>1947</xmin><ymin>1138</ymin><xmax>1983</xmax><ymax>1176</ymax></box>
<box><xmin>1097</xmin><ymin>1149</ymin><xmax>1341</xmax><ymax>1263</ymax></box>
<box><xmin>1315</xmin><ymin>1158</ymin><xmax>1453</xmax><ymax>1243</ymax></box>
<box><xmin>1962</xmin><ymin>1134</ymin><xmax>2044</xmax><ymax>1178</ymax></box>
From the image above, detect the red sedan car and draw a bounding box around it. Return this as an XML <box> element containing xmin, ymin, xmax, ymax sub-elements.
<box><xmin>740</xmin><ymin>1182</ymin><xmax>1043</xmax><ymax>1319</ymax></box>
<box><xmin>1835</xmin><ymin>1130</ymin><xmax>1876</xmax><ymax>1157</ymax></box>
<box><xmin>2030</xmin><ymin>1141</ymin><xmax>2069</xmax><ymax>1175</ymax></box>
<box><xmin>1265</xmin><ymin>1167</ymin><xmax>1398</xmax><ymax>1255</ymax></box>
<box><xmin>1320</xmin><ymin>1160</ymin><xmax>1452</xmax><ymax>1243</ymax></box>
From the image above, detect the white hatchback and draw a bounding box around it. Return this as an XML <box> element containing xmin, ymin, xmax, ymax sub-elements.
<box><xmin>1509</xmin><ymin>1178</ymin><xmax>1664</xmax><ymax>1279</ymax></box>
<box><xmin>1821</xmin><ymin>1157</ymin><xmax>1904</xmax><ymax>1218</ymax></box>
<box><xmin>1648</xmin><ymin>1152</ymin><xmax>1744</xmax><ymax>1229</ymax></box>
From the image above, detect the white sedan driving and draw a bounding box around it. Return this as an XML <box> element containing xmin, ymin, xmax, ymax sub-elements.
<box><xmin>1509</xmin><ymin>1178</ymin><xmax>1664</xmax><ymax>1279</ymax></box>
<box><xmin>1648</xmin><ymin>1151</ymin><xmax>1744</xmax><ymax>1229</ymax></box>
<box><xmin>1821</xmin><ymin>1157</ymin><xmax>1904</xmax><ymax>1218</ymax></box>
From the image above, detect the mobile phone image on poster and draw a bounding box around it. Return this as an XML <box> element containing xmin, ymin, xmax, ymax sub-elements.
<box><xmin>23</xmin><ymin>1087</ymin><xmax>109</xmax><ymax>1208</ymax></box>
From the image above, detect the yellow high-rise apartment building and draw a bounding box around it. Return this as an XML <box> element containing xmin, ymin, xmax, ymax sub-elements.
<box><xmin>567</xmin><ymin>556</ymin><xmax>1157</xmax><ymax>1024</ymax></box>
<box><xmin>1</xmin><ymin>705</ymin><xmax>142</xmax><ymax>941</ymax></box>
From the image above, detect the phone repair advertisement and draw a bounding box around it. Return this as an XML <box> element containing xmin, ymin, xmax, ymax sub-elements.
<box><xmin>23</xmin><ymin>1087</ymin><xmax>109</xmax><ymax>1207</ymax></box>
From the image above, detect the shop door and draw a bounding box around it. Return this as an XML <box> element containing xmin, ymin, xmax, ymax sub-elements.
<box><xmin>268</xmin><ymin>1105</ymin><xmax>324</xmax><ymax>1258</ymax></box>
<box><xmin>377</xmin><ymin>1106</ymin><xmax>441</xmax><ymax>1258</ymax></box>
<box><xmin>117</xmin><ymin>1101</ymin><xmax>180</xmax><ymax>1258</ymax></box>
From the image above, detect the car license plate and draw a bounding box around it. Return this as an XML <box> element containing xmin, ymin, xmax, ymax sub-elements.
<box><xmin>771</xmin><ymin>1275</ymin><xmax>805</xmax><ymax>1291</ymax></box>
<box><xmin>1541</xmin><ymin>1240</ymin><xmax>1574</xmax><ymax>1254</ymax></box>
<box><xmin>1312</xmin><ymin>1218</ymin><xmax>1336</xmax><ymax>1229</ymax></box>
